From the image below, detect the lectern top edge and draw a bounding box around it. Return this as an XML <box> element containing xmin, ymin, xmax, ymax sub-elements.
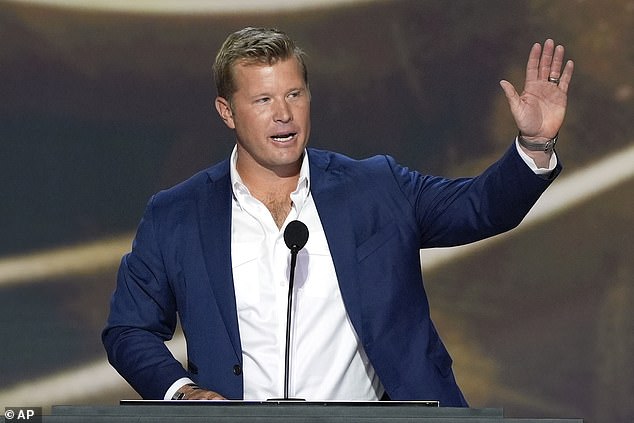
<box><xmin>120</xmin><ymin>399</ymin><xmax>441</xmax><ymax>407</ymax></box>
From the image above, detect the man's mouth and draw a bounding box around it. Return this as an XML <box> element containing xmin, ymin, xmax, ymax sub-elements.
<box><xmin>271</xmin><ymin>132</ymin><xmax>297</xmax><ymax>142</ymax></box>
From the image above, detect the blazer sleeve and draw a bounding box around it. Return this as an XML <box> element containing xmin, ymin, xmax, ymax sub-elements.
<box><xmin>388</xmin><ymin>143</ymin><xmax>561</xmax><ymax>248</ymax></box>
<box><xmin>102</xmin><ymin>195</ymin><xmax>189</xmax><ymax>399</ymax></box>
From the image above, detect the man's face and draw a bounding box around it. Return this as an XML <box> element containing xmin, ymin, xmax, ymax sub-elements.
<box><xmin>215</xmin><ymin>57</ymin><xmax>311</xmax><ymax>179</ymax></box>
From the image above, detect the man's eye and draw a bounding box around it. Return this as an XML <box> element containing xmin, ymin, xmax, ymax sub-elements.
<box><xmin>256</xmin><ymin>97</ymin><xmax>270</xmax><ymax>104</ymax></box>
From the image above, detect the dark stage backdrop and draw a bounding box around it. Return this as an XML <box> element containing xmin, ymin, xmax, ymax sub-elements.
<box><xmin>1</xmin><ymin>1</ymin><xmax>633</xmax><ymax>422</ymax></box>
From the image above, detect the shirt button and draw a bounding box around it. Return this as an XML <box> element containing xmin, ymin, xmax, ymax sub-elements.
<box><xmin>233</xmin><ymin>364</ymin><xmax>242</xmax><ymax>376</ymax></box>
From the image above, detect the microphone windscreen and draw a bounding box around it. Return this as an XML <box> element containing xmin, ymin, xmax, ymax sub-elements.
<box><xmin>284</xmin><ymin>220</ymin><xmax>309</xmax><ymax>252</ymax></box>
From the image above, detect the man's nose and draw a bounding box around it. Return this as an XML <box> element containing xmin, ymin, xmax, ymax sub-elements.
<box><xmin>273</xmin><ymin>100</ymin><xmax>292</xmax><ymax>123</ymax></box>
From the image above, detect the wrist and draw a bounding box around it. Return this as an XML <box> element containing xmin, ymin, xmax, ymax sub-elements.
<box><xmin>518</xmin><ymin>132</ymin><xmax>558</xmax><ymax>154</ymax></box>
<box><xmin>172</xmin><ymin>383</ymin><xmax>200</xmax><ymax>400</ymax></box>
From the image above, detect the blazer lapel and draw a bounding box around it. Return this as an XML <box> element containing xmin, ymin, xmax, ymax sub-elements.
<box><xmin>308</xmin><ymin>149</ymin><xmax>363</xmax><ymax>341</ymax></box>
<box><xmin>198</xmin><ymin>160</ymin><xmax>242</xmax><ymax>361</ymax></box>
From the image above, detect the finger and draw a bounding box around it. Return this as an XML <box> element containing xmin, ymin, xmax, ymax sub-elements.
<box><xmin>499</xmin><ymin>80</ymin><xmax>520</xmax><ymax>110</ymax></box>
<box><xmin>209</xmin><ymin>392</ymin><xmax>227</xmax><ymax>400</ymax></box>
<box><xmin>557</xmin><ymin>59</ymin><xmax>575</xmax><ymax>93</ymax></box>
<box><xmin>525</xmin><ymin>42</ymin><xmax>542</xmax><ymax>83</ymax></box>
<box><xmin>538</xmin><ymin>39</ymin><xmax>555</xmax><ymax>81</ymax></box>
<box><xmin>187</xmin><ymin>388</ymin><xmax>226</xmax><ymax>400</ymax></box>
<box><xmin>549</xmin><ymin>44</ymin><xmax>565</xmax><ymax>80</ymax></box>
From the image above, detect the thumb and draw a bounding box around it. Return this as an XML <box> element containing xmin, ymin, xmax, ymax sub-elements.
<box><xmin>499</xmin><ymin>80</ymin><xmax>520</xmax><ymax>110</ymax></box>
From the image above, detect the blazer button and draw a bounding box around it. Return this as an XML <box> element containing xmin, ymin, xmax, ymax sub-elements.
<box><xmin>233</xmin><ymin>364</ymin><xmax>242</xmax><ymax>376</ymax></box>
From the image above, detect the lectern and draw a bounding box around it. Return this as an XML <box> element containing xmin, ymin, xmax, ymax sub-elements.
<box><xmin>41</xmin><ymin>401</ymin><xmax>584</xmax><ymax>422</ymax></box>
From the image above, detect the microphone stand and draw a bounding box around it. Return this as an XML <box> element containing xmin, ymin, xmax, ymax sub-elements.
<box><xmin>283</xmin><ymin>246</ymin><xmax>300</xmax><ymax>400</ymax></box>
<box><xmin>267</xmin><ymin>220</ymin><xmax>308</xmax><ymax>402</ymax></box>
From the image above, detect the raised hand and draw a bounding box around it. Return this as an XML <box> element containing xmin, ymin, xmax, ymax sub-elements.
<box><xmin>500</xmin><ymin>39</ymin><xmax>574</xmax><ymax>142</ymax></box>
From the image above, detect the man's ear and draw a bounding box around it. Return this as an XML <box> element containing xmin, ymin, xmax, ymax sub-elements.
<box><xmin>215</xmin><ymin>96</ymin><xmax>235</xmax><ymax>129</ymax></box>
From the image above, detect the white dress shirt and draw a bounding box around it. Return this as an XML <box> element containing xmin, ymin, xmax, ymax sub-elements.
<box><xmin>228</xmin><ymin>147</ymin><xmax>383</xmax><ymax>400</ymax></box>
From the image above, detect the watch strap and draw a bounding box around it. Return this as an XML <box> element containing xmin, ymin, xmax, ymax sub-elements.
<box><xmin>171</xmin><ymin>383</ymin><xmax>199</xmax><ymax>400</ymax></box>
<box><xmin>518</xmin><ymin>132</ymin><xmax>558</xmax><ymax>153</ymax></box>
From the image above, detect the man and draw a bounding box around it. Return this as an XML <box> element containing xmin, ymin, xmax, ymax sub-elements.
<box><xmin>103</xmin><ymin>27</ymin><xmax>574</xmax><ymax>406</ymax></box>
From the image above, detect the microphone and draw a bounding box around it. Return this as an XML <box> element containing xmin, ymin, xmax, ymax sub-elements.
<box><xmin>284</xmin><ymin>219</ymin><xmax>309</xmax><ymax>253</ymax></box>
<box><xmin>281</xmin><ymin>220</ymin><xmax>309</xmax><ymax>400</ymax></box>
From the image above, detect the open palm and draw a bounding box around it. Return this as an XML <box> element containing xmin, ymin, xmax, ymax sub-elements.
<box><xmin>500</xmin><ymin>39</ymin><xmax>574</xmax><ymax>141</ymax></box>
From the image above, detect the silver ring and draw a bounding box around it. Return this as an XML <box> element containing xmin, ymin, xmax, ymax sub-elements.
<box><xmin>548</xmin><ymin>76</ymin><xmax>560</xmax><ymax>84</ymax></box>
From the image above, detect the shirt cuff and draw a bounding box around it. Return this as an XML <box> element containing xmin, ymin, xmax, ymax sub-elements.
<box><xmin>164</xmin><ymin>377</ymin><xmax>196</xmax><ymax>400</ymax></box>
<box><xmin>515</xmin><ymin>137</ymin><xmax>558</xmax><ymax>175</ymax></box>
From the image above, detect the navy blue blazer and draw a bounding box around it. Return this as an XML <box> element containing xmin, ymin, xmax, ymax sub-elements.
<box><xmin>103</xmin><ymin>145</ymin><xmax>560</xmax><ymax>406</ymax></box>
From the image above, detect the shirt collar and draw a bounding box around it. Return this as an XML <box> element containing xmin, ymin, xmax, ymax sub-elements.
<box><xmin>229</xmin><ymin>145</ymin><xmax>311</xmax><ymax>214</ymax></box>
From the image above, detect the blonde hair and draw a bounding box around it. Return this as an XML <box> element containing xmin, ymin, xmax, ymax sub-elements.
<box><xmin>213</xmin><ymin>27</ymin><xmax>308</xmax><ymax>101</ymax></box>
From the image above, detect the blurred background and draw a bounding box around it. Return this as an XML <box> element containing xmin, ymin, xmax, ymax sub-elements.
<box><xmin>1</xmin><ymin>0</ymin><xmax>633</xmax><ymax>422</ymax></box>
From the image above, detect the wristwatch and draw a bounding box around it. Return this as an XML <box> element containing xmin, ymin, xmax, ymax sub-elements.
<box><xmin>518</xmin><ymin>132</ymin><xmax>558</xmax><ymax>153</ymax></box>
<box><xmin>171</xmin><ymin>383</ymin><xmax>199</xmax><ymax>400</ymax></box>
